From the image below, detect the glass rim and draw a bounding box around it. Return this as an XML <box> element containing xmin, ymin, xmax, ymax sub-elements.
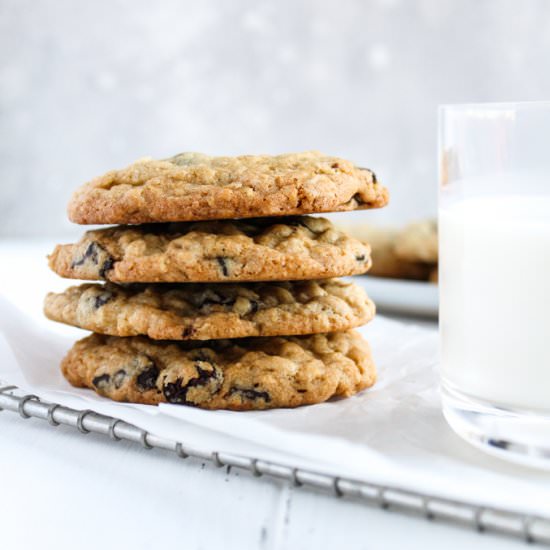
<box><xmin>439</xmin><ymin>99</ymin><xmax>550</xmax><ymax>113</ymax></box>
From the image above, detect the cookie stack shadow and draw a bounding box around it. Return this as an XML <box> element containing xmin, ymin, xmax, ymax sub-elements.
<box><xmin>45</xmin><ymin>152</ymin><xmax>389</xmax><ymax>410</ymax></box>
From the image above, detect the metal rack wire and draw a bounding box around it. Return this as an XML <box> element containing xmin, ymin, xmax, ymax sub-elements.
<box><xmin>1</xmin><ymin>384</ymin><xmax>549</xmax><ymax>545</ymax></box>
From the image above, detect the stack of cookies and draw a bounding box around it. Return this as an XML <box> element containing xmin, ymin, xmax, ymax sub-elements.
<box><xmin>45</xmin><ymin>152</ymin><xmax>389</xmax><ymax>410</ymax></box>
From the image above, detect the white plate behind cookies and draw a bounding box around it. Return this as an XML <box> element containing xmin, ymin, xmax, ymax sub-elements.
<box><xmin>354</xmin><ymin>276</ymin><xmax>438</xmax><ymax>318</ymax></box>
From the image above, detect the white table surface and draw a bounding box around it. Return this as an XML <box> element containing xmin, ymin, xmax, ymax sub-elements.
<box><xmin>0</xmin><ymin>240</ymin><xmax>525</xmax><ymax>550</ymax></box>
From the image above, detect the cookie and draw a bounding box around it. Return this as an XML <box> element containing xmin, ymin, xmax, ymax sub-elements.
<box><xmin>44</xmin><ymin>279</ymin><xmax>375</xmax><ymax>340</ymax></box>
<box><xmin>61</xmin><ymin>331</ymin><xmax>376</xmax><ymax>410</ymax></box>
<box><xmin>394</xmin><ymin>220</ymin><xmax>438</xmax><ymax>264</ymax></box>
<box><xmin>338</xmin><ymin>223</ymin><xmax>432</xmax><ymax>281</ymax></box>
<box><xmin>48</xmin><ymin>216</ymin><xmax>372</xmax><ymax>283</ymax></box>
<box><xmin>68</xmin><ymin>151</ymin><xmax>389</xmax><ymax>225</ymax></box>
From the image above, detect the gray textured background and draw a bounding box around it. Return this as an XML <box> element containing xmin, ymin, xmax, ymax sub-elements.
<box><xmin>1</xmin><ymin>0</ymin><xmax>549</xmax><ymax>237</ymax></box>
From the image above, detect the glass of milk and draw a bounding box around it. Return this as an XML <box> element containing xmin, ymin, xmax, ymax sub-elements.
<box><xmin>439</xmin><ymin>102</ymin><xmax>550</xmax><ymax>468</ymax></box>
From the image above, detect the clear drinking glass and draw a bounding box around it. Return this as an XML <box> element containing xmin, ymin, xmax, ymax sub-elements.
<box><xmin>439</xmin><ymin>102</ymin><xmax>550</xmax><ymax>468</ymax></box>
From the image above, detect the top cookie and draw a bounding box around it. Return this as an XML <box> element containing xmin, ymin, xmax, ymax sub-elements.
<box><xmin>68</xmin><ymin>151</ymin><xmax>389</xmax><ymax>224</ymax></box>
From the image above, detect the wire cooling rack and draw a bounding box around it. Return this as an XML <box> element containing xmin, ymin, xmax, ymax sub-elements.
<box><xmin>1</xmin><ymin>383</ymin><xmax>549</xmax><ymax>546</ymax></box>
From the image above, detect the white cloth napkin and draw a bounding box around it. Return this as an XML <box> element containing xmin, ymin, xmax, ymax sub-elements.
<box><xmin>1</xmin><ymin>291</ymin><xmax>548</xmax><ymax>517</ymax></box>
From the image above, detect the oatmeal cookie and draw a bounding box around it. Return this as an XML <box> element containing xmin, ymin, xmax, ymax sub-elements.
<box><xmin>48</xmin><ymin>217</ymin><xmax>372</xmax><ymax>283</ymax></box>
<box><xmin>338</xmin><ymin>223</ymin><xmax>432</xmax><ymax>280</ymax></box>
<box><xmin>68</xmin><ymin>151</ymin><xmax>389</xmax><ymax>224</ymax></box>
<box><xmin>394</xmin><ymin>220</ymin><xmax>438</xmax><ymax>264</ymax></box>
<box><xmin>61</xmin><ymin>331</ymin><xmax>376</xmax><ymax>410</ymax></box>
<box><xmin>44</xmin><ymin>279</ymin><xmax>375</xmax><ymax>340</ymax></box>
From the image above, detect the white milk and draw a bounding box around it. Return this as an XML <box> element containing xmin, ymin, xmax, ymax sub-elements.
<box><xmin>440</xmin><ymin>195</ymin><xmax>550</xmax><ymax>412</ymax></box>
